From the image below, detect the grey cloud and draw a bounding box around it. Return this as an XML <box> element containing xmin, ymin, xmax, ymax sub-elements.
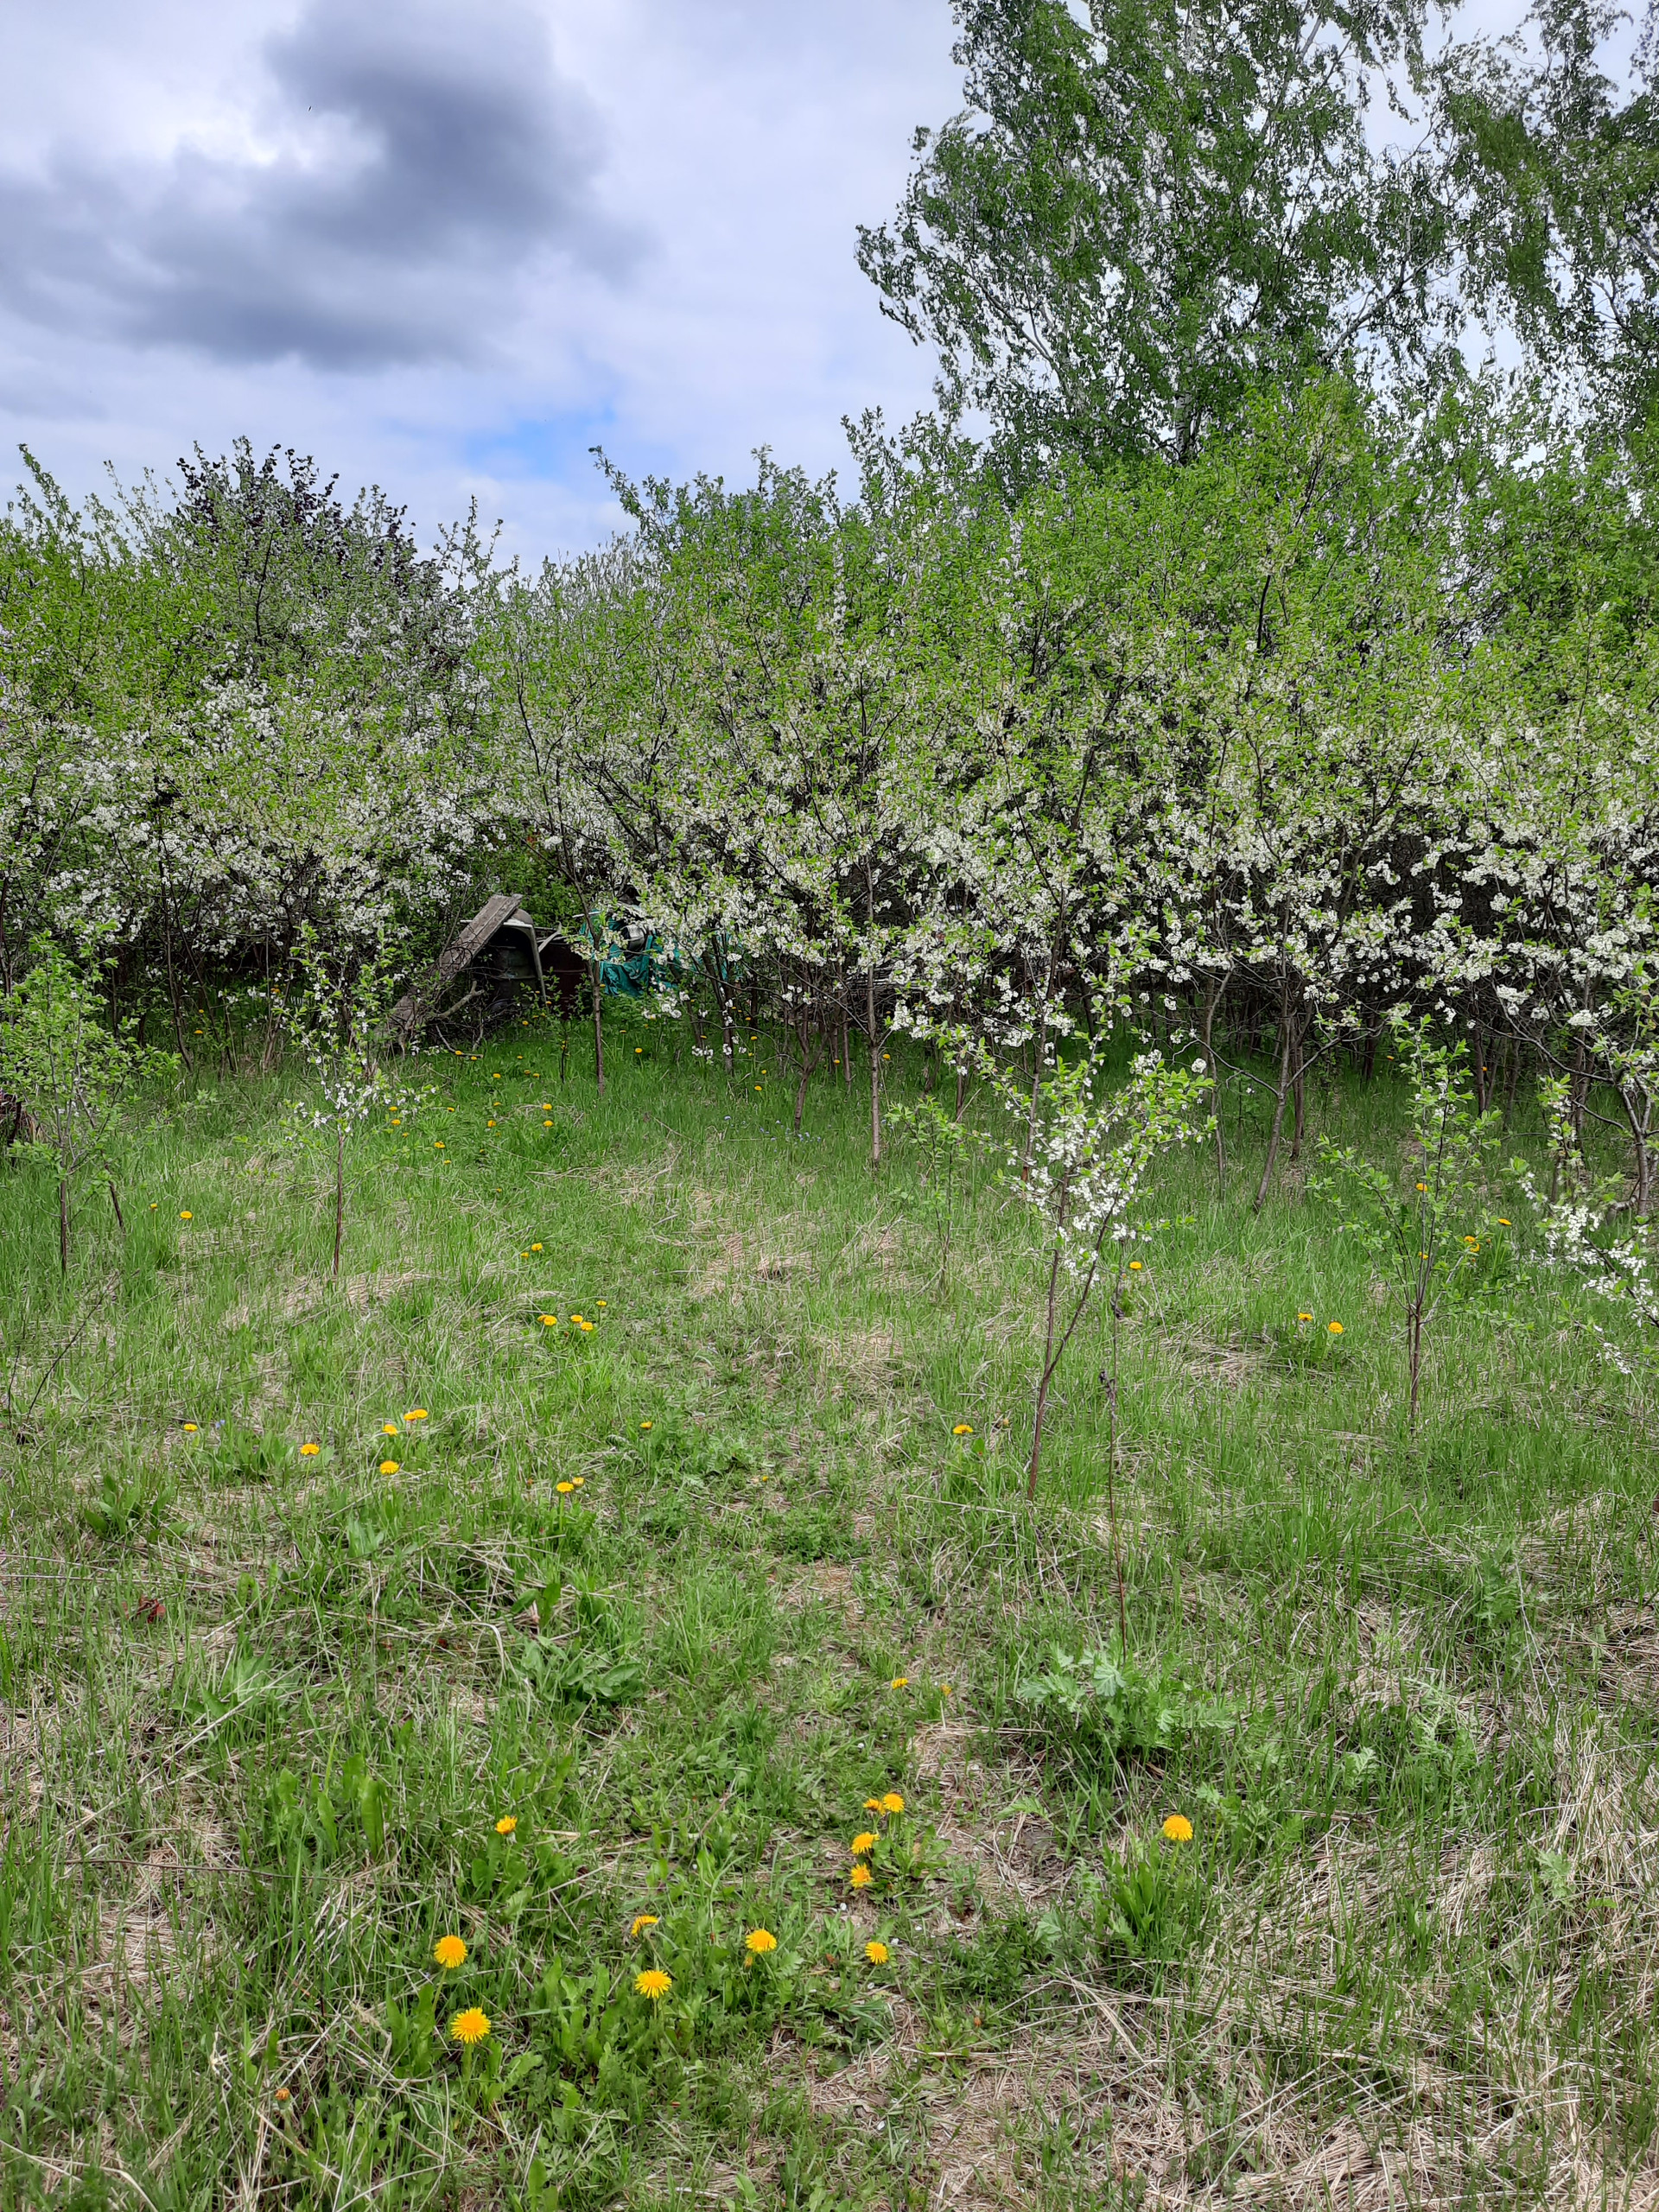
<box><xmin>0</xmin><ymin>0</ymin><xmax>644</xmax><ymax>368</ymax></box>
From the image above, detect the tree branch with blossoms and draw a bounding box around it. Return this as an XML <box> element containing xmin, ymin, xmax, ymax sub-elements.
<box><xmin>992</xmin><ymin>1029</ymin><xmax>1211</xmax><ymax>1638</ymax></box>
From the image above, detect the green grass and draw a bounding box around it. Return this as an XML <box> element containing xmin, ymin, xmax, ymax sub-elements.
<box><xmin>3</xmin><ymin>1011</ymin><xmax>1659</xmax><ymax>2208</ymax></box>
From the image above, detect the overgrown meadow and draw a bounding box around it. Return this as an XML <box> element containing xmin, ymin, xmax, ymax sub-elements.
<box><xmin>4</xmin><ymin>1008</ymin><xmax>1658</xmax><ymax>2210</ymax></box>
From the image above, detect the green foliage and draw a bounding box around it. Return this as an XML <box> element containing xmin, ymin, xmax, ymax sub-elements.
<box><xmin>1314</xmin><ymin>1015</ymin><xmax>1505</xmax><ymax>1430</ymax></box>
<box><xmin>0</xmin><ymin>937</ymin><xmax>175</xmax><ymax>1269</ymax></box>
<box><xmin>1016</xmin><ymin>1644</ymin><xmax>1236</xmax><ymax>1778</ymax></box>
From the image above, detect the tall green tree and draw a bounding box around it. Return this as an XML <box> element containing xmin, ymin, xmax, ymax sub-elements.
<box><xmin>857</xmin><ymin>0</ymin><xmax>1659</xmax><ymax>474</ymax></box>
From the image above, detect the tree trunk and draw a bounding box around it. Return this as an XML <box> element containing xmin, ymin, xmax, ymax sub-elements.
<box><xmin>107</xmin><ymin>1179</ymin><xmax>125</xmax><ymax>1235</ymax></box>
<box><xmin>1289</xmin><ymin>1033</ymin><xmax>1306</xmax><ymax>1162</ymax></box>
<box><xmin>1027</xmin><ymin>1238</ymin><xmax>1065</xmax><ymax>1500</ymax></box>
<box><xmin>1200</xmin><ymin>980</ymin><xmax>1226</xmax><ymax>1198</ymax></box>
<box><xmin>589</xmin><ymin>959</ymin><xmax>606</xmax><ymax>1097</ymax></box>
<box><xmin>866</xmin><ymin>962</ymin><xmax>881</xmax><ymax>1173</ymax></box>
<box><xmin>1253</xmin><ymin>1007</ymin><xmax>1296</xmax><ymax>1213</ymax></box>
<box><xmin>58</xmin><ymin>1173</ymin><xmax>70</xmax><ymax>1274</ymax></box>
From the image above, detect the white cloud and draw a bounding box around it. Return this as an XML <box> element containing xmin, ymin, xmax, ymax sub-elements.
<box><xmin>0</xmin><ymin>0</ymin><xmax>962</xmax><ymax>554</ymax></box>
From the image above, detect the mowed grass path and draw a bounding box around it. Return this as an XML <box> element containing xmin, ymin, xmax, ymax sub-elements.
<box><xmin>3</xmin><ymin>1017</ymin><xmax>1658</xmax><ymax>2209</ymax></box>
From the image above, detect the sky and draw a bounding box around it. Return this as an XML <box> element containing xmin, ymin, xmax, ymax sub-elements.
<box><xmin>0</xmin><ymin>1</ymin><xmax>1620</xmax><ymax>566</ymax></box>
<box><xmin>0</xmin><ymin>0</ymin><xmax>963</xmax><ymax>559</ymax></box>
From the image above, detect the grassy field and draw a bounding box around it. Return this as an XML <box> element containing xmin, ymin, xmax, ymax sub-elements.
<box><xmin>3</xmin><ymin>1010</ymin><xmax>1658</xmax><ymax>2210</ymax></box>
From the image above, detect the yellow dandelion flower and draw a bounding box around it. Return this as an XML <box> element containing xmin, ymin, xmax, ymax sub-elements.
<box><xmin>629</xmin><ymin>1914</ymin><xmax>659</xmax><ymax>1938</ymax></box>
<box><xmin>383</xmin><ymin>1423</ymin><xmax>399</xmax><ymax>1436</ymax></box>
<box><xmin>531</xmin><ymin>1243</ymin><xmax>543</xmax><ymax>1252</ymax></box>
<box><xmin>952</xmin><ymin>1423</ymin><xmax>973</xmax><ymax>1436</ymax></box>
<box><xmin>745</xmin><ymin>1928</ymin><xmax>778</xmax><ymax>1955</ymax></box>
<box><xmin>449</xmin><ymin>2006</ymin><xmax>490</xmax><ymax>2045</ymax></box>
<box><xmin>640</xmin><ymin>1421</ymin><xmax>653</xmax><ymax>1431</ymax></box>
<box><xmin>1497</xmin><ymin>1217</ymin><xmax>1512</xmax><ymax>1227</ymax></box>
<box><xmin>301</xmin><ymin>1441</ymin><xmax>321</xmax><ymax>1457</ymax></box>
<box><xmin>1327</xmin><ymin>1322</ymin><xmax>1344</xmax><ymax>1336</ymax></box>
<box><xmin>541</xmin><ymin>1314</ymin><xmax>559</xmax><ymax>1327</ymax></box>
<box><xmin>182</xmin><ymin>1422</ymin><xmax>199</xmax><ymax>1433</ymax></box>
<box><xmin>487</xmin><ymin>1119</ymin><xmax>497</xmax><ymax>1128</ymax></box>
<box><xmin>556</xmin><ymin>1480</ymin><xmax>575</xmax><ymax>1494</ymax></box>
<box><xmin>1297</xmin><ymin>1312</ymin><xmax>1313</xmax><ymax>1323</ymax></box>
<box><xmin>1128</xmin><ymin>1260</ymin><xmax>1142</xmax><ymax>1271</ymax></box>
<box><xmin>938</xmin><ymin>1683</ymin><xmax>951</xmax><ymax>1694</ymax></box>
<box><xmin>578</xmin><ymin>1319</ymin><xmax>594</xmax><ymax>1332</ymax></box>
<box><xmin>1416</xmin><ymin>1181</ymin><xmax>1427</xmax><ymax>1191</ymax></box>
<box><xmin>1162</xmin><ymin>1813</ymin><xmax>1194</xmax><ymax>1843</ymax></box>
<box><xmin>570</xmin><ymin>1313</ymin><xmax>584</xmax><ymax>1325</ymax></box>
<box><xmin>179</xmin><ymin>1211</ymin><xmax>193</xmax><ymax>1221</ymax></box>
<box><xmin>635</xmin><ymin>1968</ymin><xmax>672</xmax><ymax>1999</ymax></box>
<box><xmin>571</xmin><ymin>1476</ymin><xmax>584</xmax><ymax>1488</ymax></box>
<box><xmin>495</xmin><ymin>1815</ymin><xmax>517</xmax><ymax>1836</ymax></box>
<box><xmin>880</xmin><ymin>1793</ymin><xmax>905</xmax><ymax>1815</ymax></box>
<box><xmin>851</xmin><ymin>1832</ymin><xmax>879</xmax><ymax>1854</ymax></box>
<box><xmin>849</xmin><ymin>1865</ymin><xmax>874</xmax><ymax>1888</ymax></box>
<box><xmin>863</xmin><ymin>1798</ymin><xmax>884</xmax><ymax>1813</ymax></box>
<box><xmin>406</xmin><ymin>1409</ymin><xmax>428</xmax><ymax>1421</ymax></box>
<box><xmin>865</xmin><ymin>1941</ymin><xmax>889</xmax><ymax>1964</ymax></box>
<box><xmin>275</xmin><ymin>2085</ymin><xmax>290</xmax><ymax>2102</ymax></box>
<box><xmin>433</xmin><ymin>1935</ymin><xmax>467</xmax><ymax>1970</ymax></box>
<box><xmin>380</xmin><ymin>1459</ymin><xmax>400</xmax><ymax>1476</ymax></box>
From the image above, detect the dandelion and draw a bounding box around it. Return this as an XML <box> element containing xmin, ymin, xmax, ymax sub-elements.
<box><xmin>865</xmin><ymin>1941</ymin><xmax>888</xmax><ymax>1964</ymax></box>
<box><xmin>406</xmin><ymin>1409</ymin><xmax>428</xmax><ymax>1422</ymax></box>
<box><xmin>880</xmin><ymin>1793</ymin><xmax>905</xmax><ymax>1815</ymax></box>
<box><xmin>1464</xmin><ymin>1236</ymin><xmax>1480</xmax><ymax>1249</ymax></box>
<box><xmin>849</xmin><ymin>1865</ymin><xmax>874</xmax><ymax>1888</ymax></box>
<box><xmin>1327</xmin><ymin>1322</ymin><xmax>1344</xmax><ymax>1336</ymax></box>
<box><xmin>449</xmin><ymin>2007</ymin><xmax>490</xmax><ymax>2045</ymax></box>
<box><xmin>889</xmin><ymin>1676</ymin><xmax>909</xmax><ymax>1690</ymax></box>
<box><xmin>745</xmin><ymin>1929</ymin><xmax>778</xmax><ymax>1955</ymax></box>
<box><xmin>541</xmin><ymin>1314</ymin><xmax>559</xmax><ymax>1327</ymax></box>
<box><xmin>556</xmin><ymin>1480</ymin><xmax>575</xmax><ymax>1494</ymax></box>
<box><xmin>570</xmin><ymin>1313</ymin><xmax>585</xmax><ymax>1325</ymax></box>
<box><xmin>434</xmin><ymin>1935</ymin><xmax>467</xmax><ymax>1969</ymax></box>
<box><xmin>851</xmin><ymin>1832</ymin><xmax>878</xmax><ymax>1854</ymax></box>
<box><xmin>275</xmin><ymin>2086</ymin><xmax>291</xmax><ymax>2102</ymax></box>
<box><xmin>383</xmin><ymin>1423</ymin><xmax>399</xmax><ymax>1435</ymax></box>
<box><xmin>380</xmin><ymin>1459</ymin><xmax>400</xmax><ymax>1476</ymax></box>
<box><xmin>1162</xmin><ymin>1813</ymin><xmax>1194</xmax><ymax>1843</ymax></box>
<box><xmin>863</xmin><ymin>1798</ymin><xmax>884</xmax><ymax>1813</ymax></box>
<box><xmin>635</xmin><ymin>1968</ymin><xmax>672</xmax><ymax>1999</ymax></box>
<box><xmin>487</xmin><ymin>1119</ymin><xmax>497</xmax><ymax>1128</ymax></box>
<box><xmin>640</xmin><ymin>1421</ymin><xmax>653</xmax><ymax>1432</ymax></box>
<box><xmin>572</xmin><ymin>1476</ymin><xmax>585</xmax><ymax>1488</ymax></box>
<box><xmin>577</xmin><ymin>1318</ymin><xmax>594</xmax><ymax>1333</ymax></box>
<box><xmin>1416</xmin><ymin>1181</ymin><xmax>1427</xmax><ymax>1191</ymax></box>
<box><xmin>952</xmin><ymin>1423</ymin><xmax>973</xmax><ymax>1436</ymax></box>
<box><xmin>531</xmin><ymin>1243</ymin><xmax>543</xmax><ymax>1252</ymax></box>
<box><xmin>1297</xmin><ymin>1312</ymin><xmax>1313</xmax><ymax>1323</ymax></box>
<box><xmin>629</xmin><ymin>1914</ymin><xmax>659</xmax><ymax>1938</ymax></box>
<box><xmin>183</xmin><ymin>1422</ymin><xmax>199</xmax><ymax>1433</ymax></box>
<box><xmin>938</xmin><ymin>1683</ymin><xmax>951</xmax><ymax>1695</ymax></box>
<box><xmin>1497</xmin><ymin>1217</ymin><xmax>1512</xmax><ymax>1227</ymax></box>
<box><xmin>596</xmin><ymin>1300</ymin><xmax>607</xmax><ymax>1307</ymax></box>
<box><xmin>1128</xmin><ymin>1259</ymin><xmax>1142</xmax><ymax>1271</ymax></box>
<box><xmin>180</xmin><ymin>1211</ymin><xmax>193</xmax><ymax>1221</ymax></box>
<box><xmin>495</xmin><ymin>1815</ymin><xmax>517</xmax><ymax>1836</ymax></box>
<box><xmin>301</xmin><ymin>1441</ymin><xmax>321</xmax><ymax>1457</ymax></box>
